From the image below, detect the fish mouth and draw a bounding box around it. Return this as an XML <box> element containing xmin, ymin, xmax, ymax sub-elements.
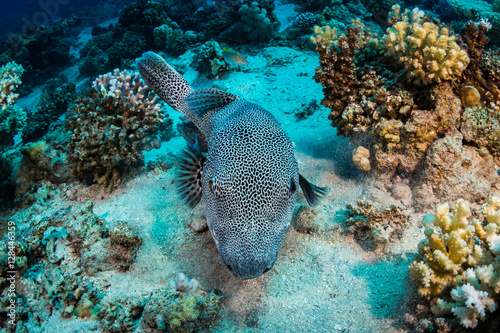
<box><xmin>223</xmin><ymin>257</ymin><xmax>276</xmax><ymax>280</ymax></box>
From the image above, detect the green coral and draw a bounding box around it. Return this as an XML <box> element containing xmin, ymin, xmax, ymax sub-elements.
<box><xmin>494</xmin><ymin>0</ymin><xmax>500</xmax><ymax>13</ymax></box>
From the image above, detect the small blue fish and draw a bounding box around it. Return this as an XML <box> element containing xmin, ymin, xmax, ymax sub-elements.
<box><xmin>222</xmin><ymin>47</ymin><xmax>249</xmax><ymax>65</ymax></box>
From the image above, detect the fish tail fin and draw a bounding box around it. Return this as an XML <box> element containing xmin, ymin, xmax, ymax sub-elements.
<box><xmin>136</xmin><ymin>52</ymin><xmax>194</xmax><ymax>112</ymax></box>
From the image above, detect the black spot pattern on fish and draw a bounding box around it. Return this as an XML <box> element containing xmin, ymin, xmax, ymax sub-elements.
<box><xmin>201</xmin><ymin>103</ymin><xmax>299</xmax><ymax>279</ymax></box>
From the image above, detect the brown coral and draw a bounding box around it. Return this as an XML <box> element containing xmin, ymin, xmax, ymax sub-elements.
<box><xmin>65</xmin><ymin>69</ymin><xmax>165</xmax><ymax>189</ymax></box>
<box><xmin>457</xmin><ymin>22</ymin><xmax>500</xmax><ymax>110</ymax></box>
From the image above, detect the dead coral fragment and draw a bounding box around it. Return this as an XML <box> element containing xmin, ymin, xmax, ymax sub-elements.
<box><xmin>352</xmin><ymin>146</ymin><xmax>371</xmax><ymax>171</ymax></box>
<box><xmin>346</xmin><ymin>198</ymin><xmax>410</xmax><ymax>246</ymax></box>
<box><xmin>142</xmin><ymin>273</ymin><xmax>222</xmax><ymax>332</ymax></box>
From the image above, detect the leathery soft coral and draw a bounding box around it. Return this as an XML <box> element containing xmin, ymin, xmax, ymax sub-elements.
<box><xmin>409</xmin><ymin>197</ymin><xmax>500</xmax><ymax>328</ymax></box>
<box><xmin>65</xmin><ymin>69</ymin><xmax>164</xmax><ymax>188</ymax></box>
<box><xmin>382</xmin><ymin>5</ymin><xmax>470</xmax><ymax>86</ymax></box>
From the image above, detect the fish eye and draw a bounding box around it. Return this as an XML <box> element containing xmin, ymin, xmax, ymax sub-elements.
<box><xmin>208</xmin><ymin>179</ymin><xmax>214</xmax><ymax>191</ymax></box>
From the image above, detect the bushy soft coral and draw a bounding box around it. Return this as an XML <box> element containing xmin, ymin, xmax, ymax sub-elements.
<box><xmin>65</xmin><ymin>69</ymin><xmax>165</xmax><ymax>188</ymax></box>
<box><xmin>410</xmin><ymin>197</ymin><xmax>500</xmax><ymax>328</ymax></box>
<box><xmin>381</xmin><ymin>5</ymin><xmax>470</xmax><ymax>86</ymax></box>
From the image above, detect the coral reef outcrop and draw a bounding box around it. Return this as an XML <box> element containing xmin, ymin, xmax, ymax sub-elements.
<box><xmin>22</xmin><ymin>79</ymin><xmax>76</xmax><ymax>143</ymax></box>
<box><xmin>65</xmin><ymin>69</ymin><xmax>169</xmax><ymax>188</ymax></box>
<box><xmin>0</xmin><ymin>194</ymin><xmax>143</xmax><ymax>330</ymax></box>
<box><xmin>192</xmin><ymin>41</ymin><xmax>231</xmax><ymax>79</ymax></box>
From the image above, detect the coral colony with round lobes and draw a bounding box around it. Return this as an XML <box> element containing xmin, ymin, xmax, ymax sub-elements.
<box><xmin>0</xmin><ymin>0</ymin><xmax>500</xmax><ymax>332</ymax></box>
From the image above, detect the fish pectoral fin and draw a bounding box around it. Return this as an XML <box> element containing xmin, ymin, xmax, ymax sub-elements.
<box><xmin>175</xmin><ymin>142</ymin><xmax>205</xmax><ymax>208</ymax></box>
<box><xmin>178</xmin><ymin>119</ymin><xmax>209</xmax><ymax>153</ymax></box>
<box><xmin>185</xmin><ymin>88</ymin><xmax>238</xmax><ymax>117</ymax></box>
<box><xmin>298</xmin><ymin>174</ymin><xmax>328</xmax><ymax>206</ymax></box>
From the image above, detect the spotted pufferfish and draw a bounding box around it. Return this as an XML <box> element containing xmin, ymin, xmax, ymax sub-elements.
<box><xmin>137</xmin><ymin>52</ymin><xmax>326</xmax><ymax>279</ymax></box>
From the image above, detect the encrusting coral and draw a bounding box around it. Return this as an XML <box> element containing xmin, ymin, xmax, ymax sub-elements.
<box><xmin>382</xmin><ymin>5</ymin><xmax>470</xmax><ymax>86</ymax></box>
<box><xmin>65</xmin><ymin>69</ymin><xmax>168</xmax><ymax>188</ymax></box>
<box><xmin>409</xmin><ymin>197</ymin><xmax>500</xmax><ymax>328</ymax></box>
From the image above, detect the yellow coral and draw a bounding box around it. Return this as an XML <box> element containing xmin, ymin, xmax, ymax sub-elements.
<box><xmin>410</xmin><ymin>199</ymin><xmax>475</xmax><ymax>296</ymax></box>
<box><xmin>411</xmin><ymin>197</ymin><xmax>500</xmax><ymax>328</ymax></box>
<box><xmin>382</xmin><ymin>5</ymin><xmax>469</xmax><ymax>85</ymax></box>
<box><xmin>310</xmin><ymin>25</ymin><xmax>337</xmax><ymax>47</ymax></box>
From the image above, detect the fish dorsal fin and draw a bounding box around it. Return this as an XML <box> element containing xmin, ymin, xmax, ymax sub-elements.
<box><xmin>185</xmin><ymin>88</ymin><xmax>238</xmax><ymax>118</ymax></box>
<box><xmin>299</xmin><ymin>174</ymin><xmax>328</xmax><ymax>206</ymax></box>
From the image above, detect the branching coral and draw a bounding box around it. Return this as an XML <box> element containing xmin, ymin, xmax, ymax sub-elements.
<box><xmin>313</xmin><ymin>20</ymin><xmax>385</xmax><ymax>133</ymax></box>
<box><xmin>409</xmin><ymin>197</ymin><xmax>500</xmax><ymax>328</ymax></box>
<box><xmin>382</xmin><ymin>5</ymin><xmax>470</xmax><ymax>86</ymax></box>
<box><xmin>65</xmin><ymin>69</ymin><xmax>166</xmax><ymax>188</ymax></box>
